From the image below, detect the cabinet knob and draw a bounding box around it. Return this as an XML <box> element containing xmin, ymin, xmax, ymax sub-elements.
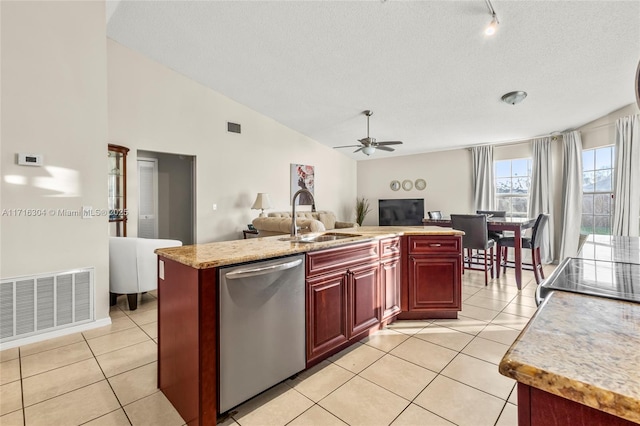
<box><xmin>429</xmin><ymin>243</ymin><xmax>442</xmax><ymax>247</ymax></box>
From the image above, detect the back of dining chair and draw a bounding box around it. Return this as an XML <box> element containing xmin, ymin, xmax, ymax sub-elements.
<box><xmin>530</xmin><ymin>213</ymin><xmax>550</xmax><ymax>248</ymax></box>
<box><xmin>476</xmin><ymin>210</ymin><xmax>507</xmax><ymax>218</ymax></box>
<box><xmin>428</xmin><ymin>211</ymin><xmax>442</xmax><ymax>219</ymax></box>
<box><xmin>451</xmin><ymin>214</ymin><xmax>491</xmax><ymax>250</ymax></box>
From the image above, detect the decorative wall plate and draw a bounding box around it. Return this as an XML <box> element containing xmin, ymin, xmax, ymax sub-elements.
<box><xmin>390</xmin><ymin>180</ymin><xmax>401</xmax><ymax>191</ymax></box>
<box><xmin>402</xmin><ymin>179</ymin><xmax>413</xmax><ymax>191</ymax></box>
<box><xmin>415</xmin><ymin>179</ymin><xmax>426</xmax><ymax>190</ymax></box>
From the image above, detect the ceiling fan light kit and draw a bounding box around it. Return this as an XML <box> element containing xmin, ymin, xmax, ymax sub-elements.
<box><xmin>362</xmin><ymin>146</ymin><xmax>376</xmax><ymax>156</ymax></box>
<box><xmin>333</xmin><ymin>110</ymin><xmax>403</xmax><ymax>157</ymax></box>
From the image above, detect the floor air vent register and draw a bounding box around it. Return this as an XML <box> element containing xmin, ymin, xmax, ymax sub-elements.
<box><xmin>0</xmin><ymin>268</ymin><xmax>94</xmax><ymax>343</ymax></box>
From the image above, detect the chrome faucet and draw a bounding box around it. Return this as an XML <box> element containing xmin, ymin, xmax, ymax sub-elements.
<box><xmin>291</xmin><ymin>189</ymin><xmax>316</xmax><ymax>237</ymax></box>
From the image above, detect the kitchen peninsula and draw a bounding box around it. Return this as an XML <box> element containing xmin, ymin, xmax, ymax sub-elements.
<box><xmin>155</xmin><ymin>226</ymin><xmax>464</xmax><ymax>426</ymax></box>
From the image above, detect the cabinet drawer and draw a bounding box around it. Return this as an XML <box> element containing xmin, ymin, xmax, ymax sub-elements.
<box><xmin>408</xmin><ymin>236</ymin><xmax>461</xmax><ymax>254</ymax></box>
<box><xmin>307</xmin><ymin>241</ymin><xmax>379</xmax><ymax>278</ymax></box>
<box><xmin>380</xmin><ymin>237</ymin><xmax>401</xmax><ymax>259</ymax></box>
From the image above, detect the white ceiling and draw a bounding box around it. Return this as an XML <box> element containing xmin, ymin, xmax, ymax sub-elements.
<box><xmin>106</xmin><ymin>0</ymin><xmax>640</xmax><ymax>160</ymax></box>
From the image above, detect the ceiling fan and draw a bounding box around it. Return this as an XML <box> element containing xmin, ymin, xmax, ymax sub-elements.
<box><xmin>333</xmin><ymin>110</ymin><xmax>403</xmax><ymax>156</ymax></box>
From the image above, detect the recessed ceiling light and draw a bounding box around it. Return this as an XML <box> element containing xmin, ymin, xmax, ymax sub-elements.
<box><xmin>501</xmin><ymin>91</ymin><xmax>527</xmax><ymax>105</ymax></box>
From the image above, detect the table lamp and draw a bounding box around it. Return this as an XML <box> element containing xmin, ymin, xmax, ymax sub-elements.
<box><xmin>251</xmin><ymin>193</ymin><xmax>273</xmax><ymax>217</ymax></box>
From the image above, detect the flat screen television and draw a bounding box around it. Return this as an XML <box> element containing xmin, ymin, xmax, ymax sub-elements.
<box><xmin>378</xmin><ymin>198</ymin><xmax>425</xmax><ymax>226</ymax></box>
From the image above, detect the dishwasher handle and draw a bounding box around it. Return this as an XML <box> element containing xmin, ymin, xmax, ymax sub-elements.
<box><xmin>225</xmin><ymin>258</ymin><xmax>303</xmax><ymax>280</ymax></box>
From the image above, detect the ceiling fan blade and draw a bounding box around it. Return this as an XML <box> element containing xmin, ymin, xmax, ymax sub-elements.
<box><xmin>376</xmin><ymin>141</ymin><xmax>403</xmax><ymax>146</ymax></box>
<box><xmin>353</xmin><ymin>147</ymin><xmax>363</xmax><ymax>153</ymax></box>
<box><xmin>333</xmin><ymin>144</ymin><xmax>362</xmax><ymax>149</ymax></box>
<box><xmin>376</xmin><ymin>146</ymin><xmax>395</xmax><ymax>152</ymax></box>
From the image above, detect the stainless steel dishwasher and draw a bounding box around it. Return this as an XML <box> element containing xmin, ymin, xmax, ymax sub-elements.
<box><xmin>218</xmin><ymin>254</ymin><xmax>305</xmax><ymax>413</ymax></box>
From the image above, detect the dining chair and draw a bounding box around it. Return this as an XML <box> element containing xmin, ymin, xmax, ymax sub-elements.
<box><xmin>496</xmin><ymin>213</ymin><xmax>549</xmax><ymax>284</ymax></box>
<box><xmin>428</xmin><ymin>211</ymin><xmax>443</xmax><ymax>219</ymax></box>
<box><xmin>476</xmin><ymin>210</ymin><xmax>507</xmax><ymax>240</ymax></box>
<box><xmin>450</xmin><ymin>214</ymin><xmax>495</xmax><ymax>285</ymax></box>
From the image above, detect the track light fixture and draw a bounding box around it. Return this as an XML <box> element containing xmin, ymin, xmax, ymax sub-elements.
<box><xmin>484</xmin><ymin>0</ymin><xmax>499</xmax><ymax>36</ymax></box>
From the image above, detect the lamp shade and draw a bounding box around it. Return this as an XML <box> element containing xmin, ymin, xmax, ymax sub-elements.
<box><xmin>251</xmin><ymin>193</ymin><xmax>273</xmax><ymax>216</ymax></box>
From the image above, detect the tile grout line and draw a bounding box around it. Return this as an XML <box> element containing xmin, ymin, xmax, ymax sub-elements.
<box><xmin>19</xmin><ymin>346</ymin><xmax>25</xmax><ymax>426</ymax></box>
<box><xmin>84</xmin><ymin>303</ymin><xmax>135</xmax><ymax>425</ymax></box>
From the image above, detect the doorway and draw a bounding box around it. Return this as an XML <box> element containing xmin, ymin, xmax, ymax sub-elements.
<box><xmin>137</xmin><ymin>150</ymin><xmax>196</xmax><ymax>245</ymax></box>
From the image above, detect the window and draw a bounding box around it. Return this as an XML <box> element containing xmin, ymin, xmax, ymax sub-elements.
<box><xmin>582</xmin><ymin>146</ymin><xmax>615</xmax><ymax>235</ymax></box>
<box><xmin>495</xmin><ymin>158</ymin><xmax>532</xmax><ymax>218</ymax></box>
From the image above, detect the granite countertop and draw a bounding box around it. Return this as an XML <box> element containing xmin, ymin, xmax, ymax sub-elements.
<box><xmin>155</xmin><ymin>225</ymin><xmax>463</xmax><ymax>269</ymax></box>
<box><xmin>499</xmin><ymin>291</ymin><xmax>640</xmax><ymax>423</ymax></box>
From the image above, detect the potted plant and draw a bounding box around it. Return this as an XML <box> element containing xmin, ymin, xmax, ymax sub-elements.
<box><xmin>355</xmin><ymin>197</ymin><xmax>371</xmax><ymax>226</ymax></box>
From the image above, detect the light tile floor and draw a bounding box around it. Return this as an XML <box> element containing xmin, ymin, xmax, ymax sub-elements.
<box><xmin>0</xmin><ymin>265</ymin><xmax>555</xmax><ymax>426</ymax></box>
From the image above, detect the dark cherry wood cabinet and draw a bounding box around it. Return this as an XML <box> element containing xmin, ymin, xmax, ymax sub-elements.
<box><xmin>399</xmin><ymin>235</ymin><xmax>462</xmax><ymax>319</ymax></box>
<box><xmin>306</xmin><ymin>272</ymin><xmax>349</xmax><ymax>363</ymax></box>
<box><xmin>347</xmin><ymin>262</ymin><xmax>380</xmax><ymax>338</ymax></box>
<box><xmin>157</xmin><ymin>257</ymin><xmax>217</xmax><ymax>426</ymax></box>
<box><xmin>380</xmin><ymin>237</ymin><xmax>401</xmax><ymax>321</ymax></box>
<box><xmin>305</xmin><ymin>241</ymin><xmax>380</xmax><ymax>366</ymax></box>
<box><xmin>108</xmin><ymin>144</ymin><xmax>129</xmax><ymax>237</ymax></box>
<box><xmin>517</xmin><ymin>383</ymin><xmax>637</xmax><ymax>426</ymax></box>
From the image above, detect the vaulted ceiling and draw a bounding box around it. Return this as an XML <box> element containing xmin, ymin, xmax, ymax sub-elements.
<box><xmin>106</xmin><ymin>1</ymin><xmax>640</xmax><ymax>160</ymax></box>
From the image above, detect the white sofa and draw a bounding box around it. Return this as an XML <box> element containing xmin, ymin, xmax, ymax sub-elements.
<box><xmin>109</xmin><ymin>237</ymin><xmax>182</xmax><ymax>310</ymax></box>
<box><xmin>252</xmin><ymin>210</ymin><xmax>358</xmax><ymax>237</ymax></box>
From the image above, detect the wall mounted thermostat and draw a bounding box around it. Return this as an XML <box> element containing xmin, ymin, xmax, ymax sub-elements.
<box><xmin>17</xmin><ymin>153</ymin><xmax>43</xmax><ymax>166</ymax></box>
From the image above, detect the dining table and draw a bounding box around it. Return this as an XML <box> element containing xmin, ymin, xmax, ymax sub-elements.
<box><xmin>422</xmin><ymin>216</ymin><xmax>537</xmax><ymax>289</ymax></box>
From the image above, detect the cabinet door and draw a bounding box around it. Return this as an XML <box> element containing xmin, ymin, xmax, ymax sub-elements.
<box><xmin>347</xmin><ymin>262</ymin><xmax>380</xmax><ymax>339</ymax></box>
<box><xmin>306</xmin><ymin>273</ymin><xmax>349</xmax><ymax>363</ymax></box>
<box><xmin>381</xmin><ymin>257</ymin><xmax>401</xmax><ymax>320</ymax></box>
<box><xmin>408</xmin><ymin>255</ymin><xmax>461</xmax><ymax>311</ymax></box>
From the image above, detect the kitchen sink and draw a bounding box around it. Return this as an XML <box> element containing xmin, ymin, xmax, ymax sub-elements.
<box><xmin>279</xmin><ymin>232</ymin><xmax>362</xmax><ymax>243</ymax></box>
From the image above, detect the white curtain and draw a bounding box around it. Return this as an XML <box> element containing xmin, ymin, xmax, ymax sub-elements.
<box><xmin>471</xmin><ymin>146</ymin><xmax>495</xmax><ymax>211</ymax></box>
<box><xmin>529</xmin><ymin>137</ymin><xmax>554</xmax><ymax>263</ymax></box>
<box><xmin>612</xmin><ymin>114</ymin><xmax>640</xmax><ymax>236</ymax></box>
<box><xmin>558</xmin><ymin>131</ymin><xmax>584</xmax><ymax>259</ymax></box>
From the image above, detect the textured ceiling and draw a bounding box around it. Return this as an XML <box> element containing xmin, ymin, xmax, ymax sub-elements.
<box><xmin>106</xmin><ymin>1</ymin><xmax>640</xmax><ymax>160</ymax></box>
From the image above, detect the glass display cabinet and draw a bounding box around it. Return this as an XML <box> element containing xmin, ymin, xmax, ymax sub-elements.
<box><xmin>108</xmin><ymin>144</ymin><xmax>129</xmax><ymax>237</ymax></box>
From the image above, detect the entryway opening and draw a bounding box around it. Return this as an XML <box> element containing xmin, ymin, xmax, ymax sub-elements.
<box><xmin>137</xmin><ymin>150</ymin><xmax>196</xmax><ymax>245</ymax></box>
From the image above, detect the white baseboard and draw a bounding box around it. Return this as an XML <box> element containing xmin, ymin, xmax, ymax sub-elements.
<box><xmin>0</xmin><ymin>317</ymin><xmax>112</xmax><ymax>351</ymax></box>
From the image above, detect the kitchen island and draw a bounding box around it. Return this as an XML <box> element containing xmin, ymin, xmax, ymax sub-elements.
<box><xmin>155</xmin><ymin>226</ymin><xmax>464</xmax><ymax>426</ymax></box>
<box><xmin>499</xmin><ymin>235</ymin><xmax>640</xmax><ymax>425</ymax></box>
<box><xmin>499</xmin><ymin>291</ymin><xmax>640</xmax><ymax>425</ymax></box>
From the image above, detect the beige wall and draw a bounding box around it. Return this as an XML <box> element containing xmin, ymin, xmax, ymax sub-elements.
<box><xmin>579</xmin><ymin>103</ymin><xmax>640</xmax><ymax>149</ymax></box>
<box><xmin>357</xmin><ymin>149</ymin><xmax>473</xmax><ymax>225</ymax></box>
<box><xmin>107</xmin><ymin>40</ymin><xmax>358</xmax><ymax>243</ymax></box>
<box><xmin>0</xmin><ymin>1</ymin><xmax>110</xmax><ymax>318</ymax></box>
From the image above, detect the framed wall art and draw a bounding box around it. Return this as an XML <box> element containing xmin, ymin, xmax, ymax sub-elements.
<box><xmin>290</xmin><ymin>164</ymin><xmax>315</xmax><ymax>205</ymax></box>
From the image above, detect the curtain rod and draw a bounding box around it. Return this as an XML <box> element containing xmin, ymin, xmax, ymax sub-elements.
<box><xmin>466</xmin><ymin>131</ymin><xmax>561</xmax><ymax>151</ymax></box>
<box><xmin>466</xmin><ymin>121</ymin><xmax>618</xmax><ymax>151</ymax></box>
